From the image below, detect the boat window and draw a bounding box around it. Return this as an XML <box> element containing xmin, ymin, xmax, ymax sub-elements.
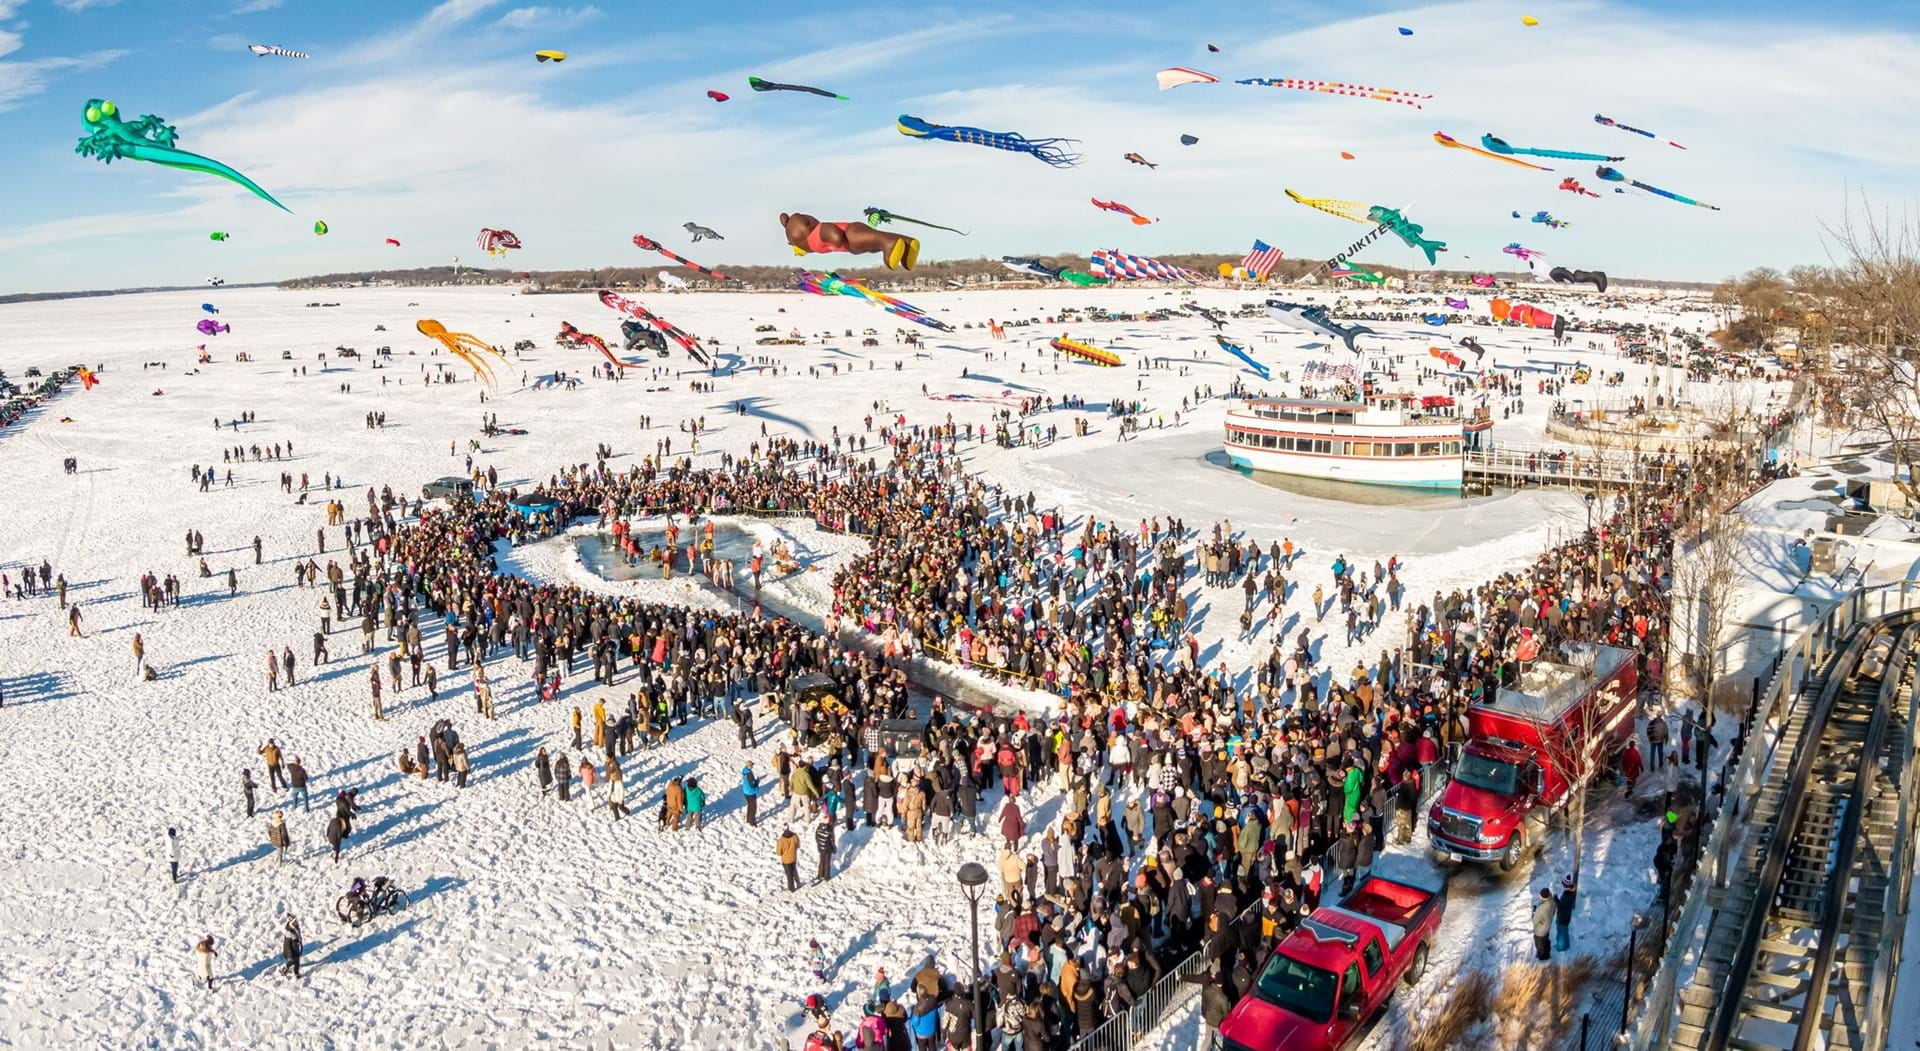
<box><xmin>1419</xmin><ymin>442</ymin><xmax>1442</xmax><ymax>456</ymax></box>
<box><xmin>1313</xmin><ymin>439</ymin><xmax>1332</xmax><ymax>454</ymax></box>
<box><xmin>1350</xmin><ymin>442</ymin><xmax>1371</xmax><ymax>457</ymax></box>
<box><xmin>1395</xmin><ymin>443</ymin><xmax>1416</xmax><ymax>457</ymax></box>
<box><xmin>1446</xmin><ymin>441</ymin><xmax>1460</xmax><ymax>454</ymax></box>
<box><xmin>1261</xmin><ymin>434</ymin><xmax>1277</xmax><ymax>449</ymax></box>
<box><xmin>1333</xmin><ymin>412</ymin><xmax>1354</xmax><ymax>424</ymax></box>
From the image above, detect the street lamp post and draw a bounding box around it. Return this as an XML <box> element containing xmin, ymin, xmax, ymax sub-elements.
<box><xmin>957</xmin><ymin>862</ymin><xmax>991</xmax><ymax>1051</ymax></box>
<box><xmin>1584</xmin><ymin>490</ymin><xmax>1596</xmax><ymax>537</ymax></box>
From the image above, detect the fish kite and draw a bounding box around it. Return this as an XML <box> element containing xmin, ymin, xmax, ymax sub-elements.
<box><xmin>1503</xmin><ymin>242</ymin><xmax>1543</xmax><ymax>262</ymax></box>
<box><xmin>896</xmin><ymin>114</ymin><xmax>1080</xmax><ymax>168</ymax></box>
<box><xmin>1432</xmin><ymin>131</ymin><xmax>1551</xmax><ymax>171</ymax></box>
<box><xmin>1423</xmin><ymin>314</ymin><xmax>1449</xmax><ymax>326</ymax></box>
<box><xmin>417</xmin><ymin>319</ymin><xmax>507</xmax><ymax>385</ymax></box>
<box><xmin>534</xmin><ymin>51</ymin><xmax>567</xmax><ymax>63</ymax></box>
<box><xmin>1000</xmin><ymin>256</ymin><xmax>1107</xmax><ymax>287</ymax></box>
<box><xmin>1329</xmin><ymin>264</ymin><xmax>1384</xmax><ymax>284</ymax></box>
<box><xmin>1050</xmin><ymin>336</ymin><xmax>1123</xmax><ymax>367</ymax></box>
<box><xmin>682</xmin><ymin>222</ymin><xmax>723</xmax><ymax>242</ymax></box>
<box><xmin>706</xmin><ymin>90</ymin><xmax>729</xmax><ymax>102</ymax></box>
<box><xmin>1284</xmin><ymin>191</ymin><xmax>1446</xmax><ymax>265</ymax></box>
<box><xmin>313</xmin><ymin>220</ymin><xmax>328</xmax><ymax>236</ymax></box>
<box><xmin>1481</xmin><ymin>134</ymin><xmax>1621</xmax><ymax>163</ymax></box>
<box><xmin>795</xmin><ymin>270</ymin><xmax>952</xmax><ymax>331</ymax></box>
<box><xmin>1089</xmin><ymin>249</ymin><xmax>1201</xmax><ymax>282</ymax></box>
<box><xmin>1179</xmin><ymin>134</ymin><xmax>1199</xmax><ymax>146</ymax></box>
<box><xmin>599</xmin><ymin>290</ymin><xmax>710</xmax><ymax>364</ymax></box>
<box><xmin>76</xmin><ymin>99</ymin><xmax>290</xmax><ymax>212</ymax></box>
<box><xmin>749</xmin><ymin>76</ymin><xmax>847</xmax><ymax>100</ymax></box>
<box><xmin>1092</xmin><ymin>198</ymin><xmax>1156</xmax><ymax>225</ymax></box>
<box><xmin>477</xmin><ymin>228</ymin><xmax>521</xmax><ymax>257</ymax></box>
<box><xmin>1548</xmin><ymin>266</ymin><xmax>1608</xmax><ymax>292</ymax></box>
<box><xmin>1123</xmin><ymin>152</ymin><xmax>1157</xmax><ymax>169</ymax></box>
<box><xmin>1215</xmin><ymin>336</ymin><xmax>1271</xmax><ymax>380</ymax></box>
<box><xmin>209</xmin><ymin>231</ymin><xmax>229</xmax><ymax>241</ymax></box>
<box><xmin>562</xmin><ymin>320</ymin><xmax>643</xmax><ymax>369</ymax></box>
<box><xmin>633</xmin><ymin>233</ymin><xmax>728</xmax><ymax>280</ymax></box>
<box><xmin>1266</xmin><ymin>299</ymin><xmax>1373</xmax><ymax>353</ymax></box>
<box><xmin>1594</xmin><ymin>114</ymin><xmax>1685</xmax><ymax>150</ymax></box>
<box><xmin>1521</xmin><ymin>210</ymin><xmax>1569</xmax><ymax>229</ymax></box>
<box><xmin>1445</xmin><ymin>296</ymin><xmax>1469</xmax><ymax>310</ymax></box>
<box><xmin>863</xmin><ymin>207</ymin><xmax>969</xmax><ymax>236</ymax></box>
<box><xmin>385</xmin><ymin>237</ymin><xmax>401</xmax><ymax>246</ymax></box>
<box><xmin>197</xmin><ymin>318</ymin><xmax>230</xmax><ymax>336</ymax></box>
<box><xmin>1470</xmin><ymin>273</ymin><xmax>1496</xmax><ymax>287</ymax></box>
<box><xmin>248</xmin><ymin>44</ymin><xmax>307</xmax><ymax>58</ymax></box>
<box><xmin>1558</xmin><ymin>177</ymin><xmax>1600</xmax><ymax>198</ymax></box>
<box><xmin>201</xmin><ymin>303</ymin><xmax>219</xmax><ymax>314</ymax></box>
<box><xmin>1236</xmin><ymin>77</ymin><xmax>1430</xmax><ymax>109</ymax></box>
<box><xmin>1459</xmin><ymin>337</ymin><xmax>1487</xmax><ymax>360</ymax></box>
<box><xmin>1595</xmin><ymin>166</ymin><xmax>1719</xmax><ymax>210</ymax></box>
<box><xmin>1156</xmin><ymin>67</ymin><xmax>1218</xmax><ymax>90</ymax></box>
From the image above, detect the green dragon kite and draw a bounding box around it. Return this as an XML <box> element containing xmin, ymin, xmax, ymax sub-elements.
<box><xmin>76</xmin><ymin>98</ymin><xmax>290</xmax><ymax>213</ymax></box>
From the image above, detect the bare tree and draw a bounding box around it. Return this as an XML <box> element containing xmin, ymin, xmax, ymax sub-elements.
<box><xmin>1669</xmin><ymin>509</ymin><xmax>1751</xmax><ymax>713</ymax></box>
<box><xmin>1823</xmin><ymin>201</ymin><xmax>1920</xmax><ymax>506</ymax></box>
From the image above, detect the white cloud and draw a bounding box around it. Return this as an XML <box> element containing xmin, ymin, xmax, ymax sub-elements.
<box><xmin>53</xmin><ymin>0</ymin><xmax>118</xmax><ymax>10</ymax></box>
<box><xmin>0</xmin><ymin>30</ymin><xmax>123</xmax><ymax>113</ymax></box>
<box><xmin>494</xmin><ymin>5</ymin><xmax>599</xmax><ymax>32</ymax></box>
<box><xmin>232</xmin><ymin>0</ymin><xmax>284</xmax><ymax>13</ymax></box>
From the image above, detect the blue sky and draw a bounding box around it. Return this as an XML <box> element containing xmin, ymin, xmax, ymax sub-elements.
<box><xmin>0</xmin><ymin>0</ymin><xmax>1916</xmax><ymax>293</ymax></box>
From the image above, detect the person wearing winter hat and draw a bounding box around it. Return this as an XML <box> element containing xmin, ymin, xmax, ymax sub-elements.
<box><xmin>1554</xmin><ymin>874</ymin><xmax>1578</xmax><ymax>951</ymax></box>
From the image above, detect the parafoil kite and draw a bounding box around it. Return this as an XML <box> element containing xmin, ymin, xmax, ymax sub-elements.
<box><xmin>795</xmin><ymin>270</ymin><xmax>952</xmax><ymax>331</ymax></box>
<box><xmin>1284</xmin><ymin>190</ymin><xmax>1447</xmax><ymax>265</ymax></box>
<box><xmin>417</xmin><ymin>319</ymin><xmax>507</xmax><ymax>385</ymax></box>
<box><xmin>1423</xmin><ymin>314</ymin><xmax>1450</xmax><ymax>326</ymax></box>
<box><xmin>534</xmin><ymin>51</ymin><xmax>567</xmax><ymax>62</ymax></box>
<box><xmin>1445</xmin><ymin>296</ymin><xmax>1469</xmax><ymax>309</ymax></box>
<box><xmin>1207</xmin><ymin>43</ymin><xmax>1221</xmax><ymax>52</ymax></box>
<box><xmin>1179</xmin><ymin>134</ymin><xmax>1199</xmax><ymax>146</ymax></box>
<box><xmin>633</xmin><ymin>233</ymin><xmax>728</xmax><ymax>280</ymax></box>
<box><xmin>1339</xmin><ymin>151</ymin><xmax>1356</xmax><ymax>160</ymax></box>
<box><xmin>1123</xmin><ymin>152</ymin><xmax>1157</xmax><ymax>169</ymax></box>
<box><xmin>598</xmin><ymin>290</ymin><xmax>709</xmax><ymax>364</ymax></box>
<box><xmin>209</xmin><ymin>231</ymin><xmax>229</xmax><ymax>241</ymax></box>
<box><xmin>1266</xmin><ymin>299</ymin><xmax>1373</xmax><ymax>353</ymax></box>
<box><xmin>1050</xmin><ymin>336</ymin><xmax>1122</xmax><ymax>367</ymax></box>
<box><xmin>1470</xmin><ymin>273</ymin><xmax>1496</xmax><ymax>287</ymax></box>
<box><xmin>1558</xmin><ymin>177</ymin><xmax>1599</xmax><ymax>198</ymax></box>
<box><xmin>896</xmin><ymin>114</ymin><xmax>1081</xmax><ymax>167</ymax></box>
<box><xmin>748</xmin><ymin>76</ymin><xmax>848</xmax><ymax>100</ymax></box>
<box><xmin>1595</xmin><ymin>166</ymin><xmax>1719</xmax><ymax>210</ymax></box>
<box><xmin>248</xmin><ymin>44</ymin><xmax>308</xmax><ymax>58</ymax></box>
<box><xmin>76</xmin><ymin>99</ymin><xmax>290</xmax><ymax>212</ymax></box>
<box><xmin>1236</xmin><ymin>77</ymin><xmax>1429</xmax><ymax>109</ymax></box>
<box><xmin>863</xmin><ymin>206</ymin><xmax>969</xmax><ymax>236</ymax></box>
<box><xmin>1548</xmin><ymin>266</ymin><xmax>1608</xmax><ymax>292</ymax></box>
<box><xmin>202</xmin><ymin>303</ymin><xmax>219</xmax><ymax>314</ymax></box>
<box><xmin>1089</xmin><ymin>248</ymin><xmax>1201</xmax><ymax>282</ymax></box>
<box><xmin>1594</xmin><ymin>114</ymin><xmax>1685</xmax><ymax>150</ymax></box>
<box><xmin>477</xmin><ymin>228</ymin><xmax>522</xmax><ymax>257</ymax></box>
<box><xmin>1156</xmin><ymin>67</ymin><xmax>1218</xmax><ymax>90</ymax></box>
<box><xmin>312</xmin><ymin>220</ymin><xmax>328</xmax><ymax>236</ymax></box>
<box><xmin>658</xmin><ymin>271</ymin><xmax>689</xmax><ymax>290</ymax></box>
<box><xmin>1398</xmin><ymin>26</ymin><xmax>1413</xmax><ymax>35</ymax></box>
<box><xmin>1000</xmin><ymin>256</ymin><xmax>1107</xmax><ymax>287</ymax></box>
<box><xmin>197</xmin><ymin>318</ymin><xmax>230</xmax><ymax>336</ymax></box>
<box><xmin>1432</xmin><ymin>131</ymin><xmax>1551</xmax><ymax>171</ymax></box>
<box><xmin>1215</xmin><ymin>336</ymin><xmax>1270</xmax><ymax>380</ymax></box>
<box><xmin>1490</xmin><ymin>299</ymin><xmax>1557</xmax><ymax>330</ymax></box>
<box><xmin>1503</xmin><ymin>242</ymin><xmax>1543</xmax><ymax>262</ymax></box>
<box><xmin>385</xmin><ymin>237</ymin><xmax>401</xmax><ymax>246</ymax></box>
<box><xmin>780</xmin><ymin>212</ymin><xmax>918</xmax><ymax>269</ymax></box>
<box><xmin>1481</xmin><ymin>134</ymin><xmax>1620</xmax><ymax>163</ymax></box>
<box><xmin>1522</xmin><ymin>15</ymin><xmax>1539</xmax><ymax>26</ymax></box>
<box><xmin>1092</xmin><ymin>198</ymin><xmax>1156</xmax><ymax>225</ymax></box>
<box><xmin>1429</xmin><ymin>347</ymin><xmax>1463</xmax><ymax>367</ymax></box>
<box><xmin>682</xmin><ymin>222</ymin><xmax>723</xmax><ymax>242</ymax></box>
<box><xmin>706</xmin><ymin>90</ymin><xmax>729</xmax><ymax>102</ymax></box>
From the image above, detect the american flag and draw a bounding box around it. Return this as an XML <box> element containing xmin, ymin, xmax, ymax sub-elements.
<box><xmin>1240</xmin><ymin>240</ymin><xmax>1283</xmax><ymax>279</ymax></box>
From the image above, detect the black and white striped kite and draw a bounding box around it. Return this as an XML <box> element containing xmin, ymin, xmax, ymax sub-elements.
<box><xmin>248</xmin><ymin>44</ymin><xmax>308</xmax><ymax>59</ymax></box>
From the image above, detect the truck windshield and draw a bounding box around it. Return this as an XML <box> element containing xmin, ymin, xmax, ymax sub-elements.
<box><xmin>1453</xmin><ymin>751</ymin><xmax>1521</xmax><ymax>795</ymax></box>
<box><xmin>1253</xmin><ymin>954</ymin><xmax>1338</xmax><ymax>1024</ymax></box>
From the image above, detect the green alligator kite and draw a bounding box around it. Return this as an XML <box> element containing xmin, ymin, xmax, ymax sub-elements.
<box><xmin>75</xmin><ymin>98</ymin><xmax>290</xmax><ymax>212</ymax></box>
<box><xmin>1364</xmin><ymin>205</ymin><xmax>1445</xmax><ymax>266</ymax></box>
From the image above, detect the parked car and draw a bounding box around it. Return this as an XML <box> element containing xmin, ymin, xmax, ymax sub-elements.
<box><xmin>421</xmin><ymin>476</ymin><xmax>474</xmax><ymax>502</ymax></box>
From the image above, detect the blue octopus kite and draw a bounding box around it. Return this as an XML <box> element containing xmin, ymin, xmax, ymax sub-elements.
<box><xmin>896</xmin><ymin>114</ymin><xmax>1081</xmax><ymax>168</ymax></box>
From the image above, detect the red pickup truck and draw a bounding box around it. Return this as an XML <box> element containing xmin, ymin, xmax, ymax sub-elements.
<box><xmin>1216</xmin><ymin>874</ymin><xmax>1446</xmax><ymax>1051</ymax></box>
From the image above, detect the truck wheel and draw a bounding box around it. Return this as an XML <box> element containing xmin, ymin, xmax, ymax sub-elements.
<box><xmin>1498</xmin><ymin>841</ymin><xmax>1524</xmax><ymax>873</ymax></box>
<box><xmin>1405</xmin><ymin>943</ymin><xmax>1429</xmax><ymax>985</ymax></box>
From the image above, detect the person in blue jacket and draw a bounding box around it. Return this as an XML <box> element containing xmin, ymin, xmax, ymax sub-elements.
<box><xmin>741</xmin><ymin>762</ymin><xmax>761</xmax><ymax>827</ymax></box>
<box><xmin>906</xmin><ymin>991</ymin><xmax>941</xmax><ymax>1049</ymax></box>
<box><xmin>684</xmin><ymin>777</ymin><xmax>707</xmax><ymax>831</ymax></box>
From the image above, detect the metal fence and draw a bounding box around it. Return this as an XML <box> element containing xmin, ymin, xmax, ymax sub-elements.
<box><xmin>1065</xmin><ymin>904</ymin><xmax>1254</xmax><ymax>1051</ymax></box>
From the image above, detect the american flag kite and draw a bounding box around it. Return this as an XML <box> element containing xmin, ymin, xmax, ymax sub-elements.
<box><xmin>1089</xmin><ymin>248</ymin><xmax>1201</xmax><ymax>283</ymax></box>
<box><xmin>1240</xmin><ymin>240</ymin><xmax>1283</xmax><ymax>279</ymax></box>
